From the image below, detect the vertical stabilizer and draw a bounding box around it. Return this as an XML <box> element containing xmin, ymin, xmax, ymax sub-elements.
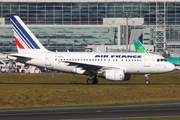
<box><xmin>10</xmin><ymin>15</ymin><xmax>50</xmax><ymax>53</ymax></box>
<box><xmin>133</xmin><ymin>40</ymin><xmax>148</xmax><ymax>53</ymax></box>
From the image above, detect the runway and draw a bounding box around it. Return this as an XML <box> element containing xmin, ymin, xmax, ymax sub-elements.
<box><xmin>0</xmin><ymin>102</ymin><xmax>180</xmax><ymax>120</ymax></box>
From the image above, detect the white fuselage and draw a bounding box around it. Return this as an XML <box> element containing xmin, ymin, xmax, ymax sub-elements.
<box><xmin>9</xmin><ymin>52</ymin><xmax>175</xmax><ymax>75</ymax></box>
<box><xmin>9</xmin><ymin>15</ymin><xmax>175</xmax><ymax>84</ymax></box>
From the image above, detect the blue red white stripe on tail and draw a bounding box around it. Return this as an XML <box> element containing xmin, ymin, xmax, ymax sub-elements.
<box><xmin>14</xmin><ymin>36</ymin><xmax>25</xmax><ymax>49</ymax></box>
<box><xmin>10</xmin><ymin>15</ymin><xmax>40</xmax><ymax>49</ymax></box>
<box><xmin>10</xmin><ymin>15</ymin><xmax>49</xmax><ymax>53</ymax></box>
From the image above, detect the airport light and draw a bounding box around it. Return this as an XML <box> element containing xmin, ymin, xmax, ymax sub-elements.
<box><xmin>123</xmin><ymin>12</ymin><xmax>132</xmax><ymax>52</ymax></box>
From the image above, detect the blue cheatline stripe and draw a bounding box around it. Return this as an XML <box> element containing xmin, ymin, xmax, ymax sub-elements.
<box><xmin>10</xmin><ymin>16</ymin><xmax>35</xmax><ymax>49</ymax></box>
<box><xmin>12</xmin><ymin>27</ymin><xmax>31</xmax><ymax>49</ymax></box>
<box><xmin>10</xmin><ymin>15</ymin><xmax>40</xmax><ymax>49</ymax></box>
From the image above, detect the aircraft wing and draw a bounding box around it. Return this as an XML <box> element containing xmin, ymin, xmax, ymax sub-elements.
<box><xmin>64</xmin><ymin>61</ymin><xmax>103</xmax><ymax>73</ymax></box>
<box><xmin>64</xmin><ymin>61</ymin><xmax>126</xmax><ymax>73</ymax></box>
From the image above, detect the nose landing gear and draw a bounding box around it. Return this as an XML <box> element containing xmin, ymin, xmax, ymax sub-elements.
<box><xmin>145</xmin><ymin>74</ymin><xmax>150</xmax><ymax>85</ymax></box>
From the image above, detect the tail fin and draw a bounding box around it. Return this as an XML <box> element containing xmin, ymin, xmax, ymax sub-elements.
<box><xmin>10</xmin><ymin>15</ymin><xmax>49</xmax><ymax>53</ymax></box>
<box><xmin>133</xmin><ymin>40</ymin><xmax>148</xmax><ymax>53</ymax></box>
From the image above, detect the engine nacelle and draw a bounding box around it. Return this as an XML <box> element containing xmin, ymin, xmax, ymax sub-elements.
<box><xmin>104</xmin><ymin>70</ymin><xmax>130</xmax><ymax>81</ymax></box>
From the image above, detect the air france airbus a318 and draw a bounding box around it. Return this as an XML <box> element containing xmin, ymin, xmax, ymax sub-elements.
<box><xmin>8</xmin><ymin>15</ymin><xmax>175</xmax><ymax>85</ymax></box>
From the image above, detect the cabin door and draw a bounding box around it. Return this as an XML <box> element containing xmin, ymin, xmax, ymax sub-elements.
<box><xmin>144</xmin><ymin>55</ymin><xmax>150</xmax><ymax>67</ymax></box>
<box><xmin>45</xmin><ymin>55</ymin><xmax>51</xmax><ymax>66</ymax></box>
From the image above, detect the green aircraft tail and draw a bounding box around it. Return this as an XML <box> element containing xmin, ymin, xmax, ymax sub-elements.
<box><xmin>133</xmin><ymin>40</ymin><xmax>148</xmax><ymax>53</ymax></box>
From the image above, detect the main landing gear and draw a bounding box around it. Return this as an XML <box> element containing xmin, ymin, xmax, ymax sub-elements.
<box><xmin>144</xmin><ymin>74</ymin><xmax>150</xmax><ymax>85</ymax></box>
<box><xmin>87</xmin><ymin>77</ymin><xmax>98</xmax><ymax>84</ymax></box>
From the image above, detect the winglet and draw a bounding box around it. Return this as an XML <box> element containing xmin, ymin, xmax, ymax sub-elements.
<box><xmin>10</xmin><ymin>15</ymin><xmax>50</xmax><ymax>53</ymax></box>
<box><xmin>133</xmin><ymin>40</ymin><xmax>148</xmax><ymax>53</ymax></box>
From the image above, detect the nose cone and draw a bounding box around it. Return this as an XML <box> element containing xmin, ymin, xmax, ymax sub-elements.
<box><xmin>167</xmin><ymin>62</ymin><xmax>175</xmax><ymax>72</ymax></box>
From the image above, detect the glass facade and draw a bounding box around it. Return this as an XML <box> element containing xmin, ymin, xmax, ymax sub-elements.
<box><xmin>0</xmin><ymin>25</ymin><xmax>118</xmax><ymax>52</ymax></box>
<box><xmin>0</xmin><ymin>0</ymin><xmax>180</xmax><ymax>52</ymax></box>
<box><xmin>0</xmin><ymin>1</ymin><xmax>179</xmax><ymax>25</ymax></box>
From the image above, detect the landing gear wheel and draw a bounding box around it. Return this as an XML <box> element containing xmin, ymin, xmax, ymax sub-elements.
<box><xmin>93</xmin><ymin>78</ymin><xmax>98</xmax><ymax>84</ymax></box>
<box><xmin>86</xmin><ymin>77</ymin><xmax>98</xmax><ymax>84</ymax></box>
<box><xmin>145</xmin><ymin>80</ymin><xmax>150</xmax><ymax>85</ymax></box>
<box><xmin>87</xmin><ymin>78</ymin><xmax>94</xmax><ymax>84</ymax></box>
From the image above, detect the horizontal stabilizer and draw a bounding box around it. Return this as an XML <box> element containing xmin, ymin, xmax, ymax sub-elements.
<box><xmin>8</xmin><ymin>54</ymin><xmax>32</xmax><ymax>60</ymax></box>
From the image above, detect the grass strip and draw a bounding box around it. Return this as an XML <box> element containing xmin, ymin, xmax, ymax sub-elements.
<box><xmin>0</xmin><ymin>73</ymin><xmax>180</xmax><ymax>109</ymax></box>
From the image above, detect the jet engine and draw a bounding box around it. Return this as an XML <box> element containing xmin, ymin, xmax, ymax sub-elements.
<box><xmin>104</xmin><ymin>70</ymin><xmax>130</xmax><ymax>81</ymax></box>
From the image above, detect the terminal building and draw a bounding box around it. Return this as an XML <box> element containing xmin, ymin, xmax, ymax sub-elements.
<box><xmin>0</xmin><ymin>0</ymin><xmax>180</xmax><ymax>53</ymax></box>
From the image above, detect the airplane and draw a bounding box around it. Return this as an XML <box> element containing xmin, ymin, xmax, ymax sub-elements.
<box><xmin>134</xmin><ymin>39</ymin><xmax>180</xmax><ymax>67</ymax></box>
<box><xmin>7</xmin><ymin>15</ymin><xmax>175</xmax><ymax>85</ymax></box>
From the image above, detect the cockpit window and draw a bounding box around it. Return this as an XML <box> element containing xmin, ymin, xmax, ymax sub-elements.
<box><xmin>157</xmin><ymin>58</ymin><xmax>166</xmax><ymax>62</ymax></box>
